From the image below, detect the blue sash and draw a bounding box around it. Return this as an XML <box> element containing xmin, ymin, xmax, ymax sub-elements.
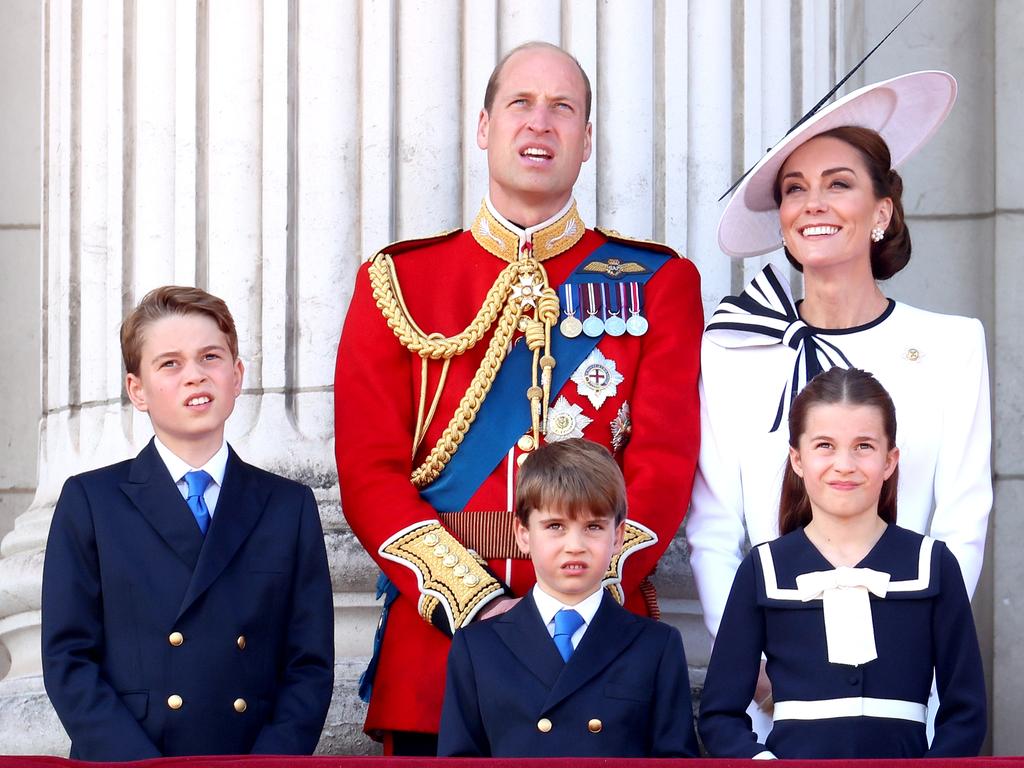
<box><xmin>420</xmin><ymin>242</ymin><xmax>670</xmax><ymax>512</ymax></box>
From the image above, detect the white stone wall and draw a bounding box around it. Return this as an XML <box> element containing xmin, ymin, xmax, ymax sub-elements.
<box><xmin>0</xmin><ymin>0</ymin><xmax>1019</xmax><ymax>755</ymax></box>
<box><xmin>0</xmin><ymin>0</ymin><xmax>42</xmax><ymax>609</ymax></box>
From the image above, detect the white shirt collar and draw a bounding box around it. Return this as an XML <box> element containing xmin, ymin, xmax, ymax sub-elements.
<box><xmin>484</xmin><ymin>195</ymin><xmax>576</xmax><ymax>241</ymax></box>
<box><xmin>532</xmin><ymin>584</ymin><xmax>604</xmax><ymax>628</ymax></box>
<box><xmin>153</xmin><ymin>436</ymin><xmax>229</xmax><ymax>487</ymax></box>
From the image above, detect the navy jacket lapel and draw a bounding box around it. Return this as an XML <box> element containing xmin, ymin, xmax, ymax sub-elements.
<box><xmin>492</xmin><ymin>594</ymin><xmax>565</xmax><ymax>689</ymax></box>
<box><xmin>176</xmin><ymin>447</ymin><xmax>269</xmax><ymax>620</ymax></box>
<box><xmin>119</xmin><ymin>440</ymin><xmax>204</xmax><ymax>570</ymax></box>
<box><xmin>542</xmin><ymin>592</ymin><xmax>645</xmax><ymax>713</ymax></box>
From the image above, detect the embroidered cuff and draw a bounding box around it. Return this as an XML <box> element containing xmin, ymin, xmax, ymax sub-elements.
<box><xmin>601</xmin><ymin>520</ymin><xmax>658</xmax><ymax>603</ymax></box>
<box><xmin>379</xmin><ymin>521</ymin><xmax>505</xmax><ymax>635</ymax></box>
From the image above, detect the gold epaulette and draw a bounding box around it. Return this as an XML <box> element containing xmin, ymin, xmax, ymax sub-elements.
<box><xmin>601</xmin><ymin>520</ymin><xmax>659</xmax><ymax>604</ymax></box>
<box><xmin>595</xmin><ymin>227</ymin><xmax>683</xmax><ymax>259</ymax></box>
<box><xmin>379</xmin><ymin>521</ymin><xmax>504</xmax><ymax>635</ymax></box>
<box><xmin>376</xmin><ymin>228</ymin><xmax>463</xmax><ymax>259</ymax></box>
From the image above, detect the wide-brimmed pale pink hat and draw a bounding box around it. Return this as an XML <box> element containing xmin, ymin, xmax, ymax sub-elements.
<box><xmin>718</xmin><ymin>70</ymin><xmax>957</xmax><ymax>259</ymax></box>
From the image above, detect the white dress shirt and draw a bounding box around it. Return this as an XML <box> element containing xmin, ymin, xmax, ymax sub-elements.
<box><xmin>531</xmin><ymin>585</ymin><xmax>604</xmax><ymax>652</ymax></box>
<box><xmin>153</xmin><ymin>437</ymin><xmax>229</xmax><ymax>518</ymax></box>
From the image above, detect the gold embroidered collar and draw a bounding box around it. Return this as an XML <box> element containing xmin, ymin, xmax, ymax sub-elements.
<box><xmin>470</xmin><ymin>198</ymin><xmax>586</xmax><ymax>263</ymax></box>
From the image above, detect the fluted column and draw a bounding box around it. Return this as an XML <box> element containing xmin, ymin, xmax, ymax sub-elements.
<box><xmin>0</xmin><ymin>0</ymin><xmax>844</xmax><ymax>755</ymax></box>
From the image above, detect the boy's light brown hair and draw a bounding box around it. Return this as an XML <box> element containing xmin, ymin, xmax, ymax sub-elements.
<box><xmin>515</xmin><ymin>438</ymin><xmax>627</xmax><ymax>526</ymax></box>
<box><xmin>120</xmin><ymin>285</ymin><xmax>239</xmax><ymax>375</ymax></box>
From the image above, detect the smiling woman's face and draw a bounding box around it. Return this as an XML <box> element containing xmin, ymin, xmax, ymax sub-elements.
<box><xmin>776</xmin><ymin>135</ymin><xmax>892</xmax><ymax>276</ymax></box>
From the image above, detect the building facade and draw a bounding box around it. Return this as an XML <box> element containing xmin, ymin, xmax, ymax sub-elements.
<box><xmin>0</xmin><ymin>0</ymin><xmax>1020</xmax><ymax>755</ymax></box>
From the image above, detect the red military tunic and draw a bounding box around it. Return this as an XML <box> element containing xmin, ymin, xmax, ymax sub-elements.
<box><xmin>334</xmin><ymin>199</ymin><xmax>702</xmax><ymax>737</ymax></box>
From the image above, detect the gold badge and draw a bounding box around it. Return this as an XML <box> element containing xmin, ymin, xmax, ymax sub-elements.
<box><xmin>581</xmin><ymin>258</ymin><xmax>650</xmax><ymax>279</ymax></box>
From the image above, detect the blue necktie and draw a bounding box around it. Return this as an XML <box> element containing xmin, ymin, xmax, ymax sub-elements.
<box><xmin>553</xmin><ymin>608</ymin><xmax>584</xmax><ymax>662</ymax></box>
<box><xmin>184</xmin><ymin>470</ymin><xmax>213</xmax><ymax>535</ymax></box>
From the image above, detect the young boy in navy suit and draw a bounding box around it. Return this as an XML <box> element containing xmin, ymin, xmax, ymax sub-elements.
<box><xmin>437</xmin><ymin>438</ymin><xmax>698</xmax><ymax>757</ymax></box>
<box><xmin>41</xmin><ymin>286</ymin><xmax>334</xmax><ymax>760</ymax></box>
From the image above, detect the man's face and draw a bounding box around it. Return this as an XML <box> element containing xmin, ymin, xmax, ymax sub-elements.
<box><xmin>477</xmin><ymin>47</ymin><xmax>592</xmax><ymax>225</ymax></box>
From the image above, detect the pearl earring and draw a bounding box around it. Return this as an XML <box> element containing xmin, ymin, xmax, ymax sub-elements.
<box><xmin>781</xmin><ymin>235</ymin><xmax>787</xmax><ymax>249</ymax></box>
<box><xmin>871</xmin><ymin>226</ymin><xmax>885</xmax><ymax>243</ymax></box>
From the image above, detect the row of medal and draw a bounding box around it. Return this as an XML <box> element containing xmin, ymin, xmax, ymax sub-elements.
<box><xmin>558</xmin><ymin>282</ymin><xmax>649</xmax><ymax>339</ymax></box>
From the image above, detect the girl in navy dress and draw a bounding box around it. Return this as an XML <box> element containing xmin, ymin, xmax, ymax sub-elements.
<box><xmin>698</xmin><ymin>367</ymin><xmax>985</xmax><ymax>759</ymax></box>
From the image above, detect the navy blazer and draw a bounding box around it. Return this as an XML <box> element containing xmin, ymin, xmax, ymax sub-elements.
<box><xmin>41</xmin><ymin>439</ymin><xmax>334</xmax><ymax>760</ymax></box>
<box><xmin>438</xmin><ymin>591</ymin><xmax>698</xmax><ymax>757</ymax></box>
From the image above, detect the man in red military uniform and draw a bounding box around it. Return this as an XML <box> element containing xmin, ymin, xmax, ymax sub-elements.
<box><xmin>334</xmin><ymin>41</ymin><xmax>702</xmax><ymax>755</ymax></box>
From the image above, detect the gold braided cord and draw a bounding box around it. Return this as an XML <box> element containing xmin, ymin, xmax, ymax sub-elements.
<box><xmin>410</xmin><ymin>290</ymin><xmax>524</xmax><ymax>487</ymax></box>
<box><xmin>370</xmin><ymin>253</ymin><xmax>520</xmax><ymax>360</ymax></box>
<box><xmin>369</xmin><ymin>250</ymin><xmax>560</xmax><ymax>488</ymax></box>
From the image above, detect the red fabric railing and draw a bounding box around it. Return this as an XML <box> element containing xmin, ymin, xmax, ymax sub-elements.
<box><xmin>1</xmin><ymin>756</ymin><xmax>1022</xmax><ymax>768</ymax></box>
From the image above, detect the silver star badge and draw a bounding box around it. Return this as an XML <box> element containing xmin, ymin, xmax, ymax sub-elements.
<box><xmin>545</xmin><ymin>396</ymin><xmax>593</xmax><ymax>441</ymax></box>
<box><xmin>571</xmin><ymin>348</ymin><xmax>624</xmax><ymax>410</ymax></box>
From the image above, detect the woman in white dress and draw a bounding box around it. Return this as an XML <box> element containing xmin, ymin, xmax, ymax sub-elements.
<box><xmin>686</xmin><ymin>71</ymin><xmax>991</xmax><ymax>725</ymax></box>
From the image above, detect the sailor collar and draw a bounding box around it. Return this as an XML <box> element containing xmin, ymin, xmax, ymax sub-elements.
<box><xmin>754</xmin><ymin>525</ymin><xmax>940</xmax><ymax>607</ymax></box>
<box><xmin>471</xmin><ymin>196</ymin><xmax>586</xmax><ymax>263</ymax></box>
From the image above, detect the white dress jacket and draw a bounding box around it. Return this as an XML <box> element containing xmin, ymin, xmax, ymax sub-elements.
<box><xmin>687</xmin><ymin>277</ymin><xmax>992</xmax><ymax>638</ymax></box>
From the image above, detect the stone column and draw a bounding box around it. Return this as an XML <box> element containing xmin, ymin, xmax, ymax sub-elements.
<box><xmin>992</xmin><ymin>0</ymin><xmax>1024</xmax><ymax>755</ymax></box>
<box><xmin>0</xmin><ymin>0</ymin><xmax>845</xmax><ymax>754</ymax></box>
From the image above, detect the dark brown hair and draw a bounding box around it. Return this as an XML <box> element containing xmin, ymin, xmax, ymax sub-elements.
<box><xmin>483</xmin><ymin>41</ymin><xmax>593</xmax><ymax>122</ymax></box>
<box><xmin>121</xmin><ymin>286</ymin><xmax>239</xmax><ymax>375</ymax></box>
<box><xmin>515</xmin><ymin>438</ymin><xmax>626</xmax><ymax>526</ymax></box>
<box><xmin>779</xmin><ymin>367</ymin><xmax>899</xmax><ymax>535</ymax></box>
<box><xmin>774</xmin><ymin>126</ymin><xmax>911</xmax><ymax>281</ymax></box>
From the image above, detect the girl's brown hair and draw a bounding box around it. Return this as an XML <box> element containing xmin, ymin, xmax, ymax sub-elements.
<box><xmin>779</xmin><ymin>367</ymin><xmax>899</xmax><ymax>535</ymax></box>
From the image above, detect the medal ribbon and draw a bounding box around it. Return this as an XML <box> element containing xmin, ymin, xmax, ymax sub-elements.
<box><xmin>562</xmin><ymin>284</ymin><xmax>577</xmax><ymax>319</ymax></box>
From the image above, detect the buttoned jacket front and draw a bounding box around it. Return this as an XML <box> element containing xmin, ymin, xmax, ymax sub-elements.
<box><xmin>438</xmin><ymin>591</ymin><xmax>698</xmax><ymax>757</ymax></box>
<box><xmin>41</xmin><ymin>440</ymin><xmax>335</xmax><ymax>760</ymax></box>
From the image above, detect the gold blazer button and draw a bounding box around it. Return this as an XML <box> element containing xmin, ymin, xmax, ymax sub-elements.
<box><xmin>588</xmin><ymin>718</ymin><xmax>603</xmax><ymax>733</ymax></box>
<box><xmin>168</xmin><ymin>631</ymin><xmax>184</xmax><ymax>647</ymax></box>
<box><xmin>237</xmin><ymin>635</ymin><xmax>247</xmax><ymax>650</ymax></box>
<box><xmin>233</xmin><ymin>698</ymin><xmax>248</xmax><ymax>713</ymax></box>
<box><xmin>537</xmin><ymin>718</ymin><xmax>552</xmax><ymax>733</ymax></box>
<box><xmin>167</xmin><ymin>694</ymin><xmax>183</xmax><ymax>710</ymax></box>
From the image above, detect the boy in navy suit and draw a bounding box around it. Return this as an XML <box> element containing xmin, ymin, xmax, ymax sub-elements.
<box><xmin>41</xmin><ymin>286</ymin><xmax>334</xmax><ymax>760</ymax></box>
<box><xmin>437</xmin><ymin>438</ymin><xmax>698</xmax><ymax>757</ymax></box>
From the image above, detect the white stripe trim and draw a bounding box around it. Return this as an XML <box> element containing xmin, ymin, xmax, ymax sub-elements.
<box><xmin>886</xmin><ymin>536</ymin><xmax>935</xmax><ymax>592</ymax></box>
<box><xmin>774</xmin><ymin>697</ymin><xmax>927</xmax><ymax>723</ymax></box>
<box><xmin>758</xmin><ymin>544</ymin><xmax>801</xmax><ymax>600</ymax></box>
<box><xmin>757</xmin><ymin>535</ymin><xmax>935</xmax><ymax>602</ymax></box>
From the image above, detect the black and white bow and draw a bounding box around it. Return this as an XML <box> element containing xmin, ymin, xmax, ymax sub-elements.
<box><xmin>705</xmin><ymin>264</ymin><xmax>852</xmax><ymax>432</ymax></box>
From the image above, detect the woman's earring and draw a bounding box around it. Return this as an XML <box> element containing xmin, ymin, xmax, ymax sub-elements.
<box><xmin>871</xmin><ymin>226</ymin><xmax>885</xmax><ymax>243</ymax></box>
<box><xmin>781</xmin><ymin>235</ymin><xmax>788</xmax><ymax>249</ymax></box>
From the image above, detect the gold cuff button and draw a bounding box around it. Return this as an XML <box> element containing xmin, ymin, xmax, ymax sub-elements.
<box><xmin>537</xmin><ymin>718</ymin><xmax>552</xmax><ymax>733</ymax></box>
<box><xmin>588</xmin><ymin>718</ymin><xmax>603</xmax><ymax>733</ymax></box>
<box><xmin>516</xmin><ymin>453</ymin><xmax>529</xmax><ymax>468</ymax></box>
<box><xmin>463</xmin><ymin>574</ymin><xmax>480</xmax><ymax>587</ymax></box>
<box><xmin>233</xmin><ymin>698</ymin><xmax>247</xmax><ymax>713</ymax></box>
<box><xmin>517</xmin><ymin>434</ymin><xmax>535</xmax><ymax>452</ymax></box>
<box><xmin>167</xmin><ymin>694</ymin><xmax>183</xmax><ymax>710</ymax></box>
<box><xmin>168</xmin><ymin>631</ymin><xmax>184</xmax><ymax>647</ymax></box>
<box><xmin>433</xmin><ymin>544</ymin><xmax>449</xmax><ymax>557</ymax></box>
<box><xmin>423</xmin><ymin>533</ymin><xmax>439</xmax><ymax>546</ymax></box>
<box><xmin>236</xmin><ymin>635</ymin><xmax>246</xmax><ymax>650</ymax></box>
<box><xmin>442</xmin><ymin>554</ymin><xmax>458</xmax><ymax>567</ymax></box>
<box><xmin>453</xmin><ymin>564</ymin><xmax>469</xmax><ymax>577</ymax></box>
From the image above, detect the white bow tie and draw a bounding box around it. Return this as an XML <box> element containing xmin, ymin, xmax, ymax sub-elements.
<box><xmin>796</xmin><ymin>566</ymin><xmax>891</xmax><ymax>666</ymax></box>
